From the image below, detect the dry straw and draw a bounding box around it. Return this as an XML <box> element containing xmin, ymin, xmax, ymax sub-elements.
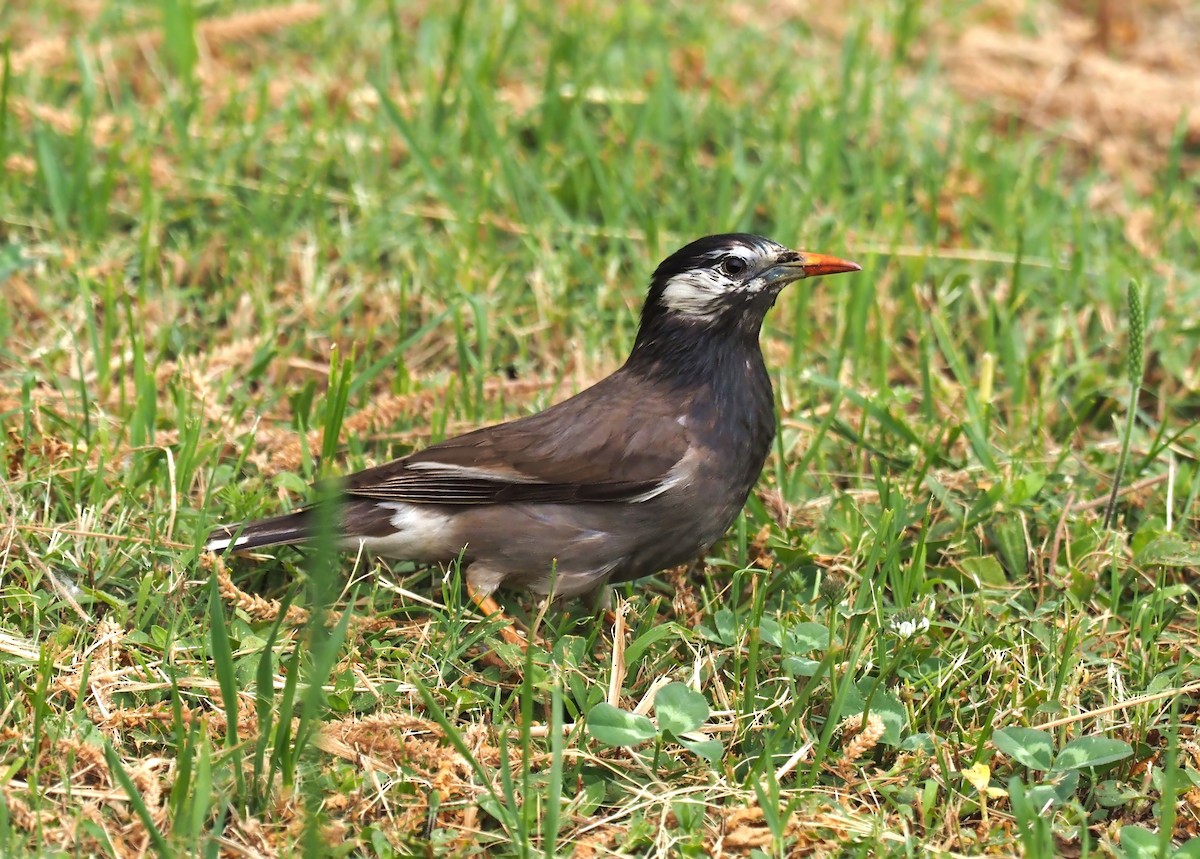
<box><xmin>10</xmin><ymin>2</ymin><xmax>325</xmax><ymax>74</ymax></box>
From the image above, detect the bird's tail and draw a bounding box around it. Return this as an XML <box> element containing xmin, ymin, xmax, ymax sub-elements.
<box><xmin>205</xmin><ymin>509</ymin><xmax>313</xmax><ymax>553</ymax></box>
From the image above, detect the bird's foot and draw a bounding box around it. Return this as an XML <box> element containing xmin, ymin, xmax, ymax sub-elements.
<box><xmin>467</xmin><ymin>583</ymin><xmax>541</xmax><ymax>651</ymax></box>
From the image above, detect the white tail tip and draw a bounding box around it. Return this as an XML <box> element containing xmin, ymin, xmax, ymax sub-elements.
<box><xmin>205</xmin><ymin>535</ymin><xmax>248</xmax><ymax>553</ymax></box>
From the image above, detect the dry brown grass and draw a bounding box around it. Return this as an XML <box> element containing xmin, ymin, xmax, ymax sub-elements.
<box><xmin>10</xmin><ymin>2</ymin><xmax>324</xmax><ymax>76</ymax></box>
<box><xmin>3</xmin><ymin>0</ymin><xmax>1193</xmax><ymax>853</ymax></box>
<box><xmin>3</xmin><ymin>593</ymin><xmax>562</xmax><ymax>854</ymax></box>
<box><xmin>4</xmin><ymin>2</ymin><xmax>328</xmax><ymax>220</ymax></box>
<box><xmin>943</xmin><ymin>0</ymin><xmax>1200</xmax><ymax>193</ymax></box>
<box><xmin>727</xmin><ymin>0</ymin><xmax>1197</xmax><ymax>197</ymax></box>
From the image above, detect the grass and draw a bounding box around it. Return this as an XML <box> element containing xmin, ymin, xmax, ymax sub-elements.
<box><xmin>1</xmin><ymin>0</ymin><xmax>1199</xmax><ymax>855</ymax></box>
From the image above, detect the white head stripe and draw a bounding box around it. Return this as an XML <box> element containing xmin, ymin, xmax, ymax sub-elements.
<box><xmin>659</xmin><ymin>243</ymin><xmax>773</xmax><ymax>317</ymax></box>
<box><xmin>660</xmin><ymin>269</ymin><xmax>730</xmax><ymax>318</ymax></box>
<box><xmin>700</xmin><ymin>244</ymin><xmax>758</xmax><ymax>263</ymax></box>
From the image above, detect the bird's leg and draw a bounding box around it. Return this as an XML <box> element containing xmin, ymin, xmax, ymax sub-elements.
<box><xmin>530</xmin><ymin>594</ymin><xmax>553</xmax><ymax>642</ymax></box>
<box><xmin>584</xmin><ymin>583</ymin><xmax>620</xmax><ymax>629</ymax></box>
<box><xmin>466</xmin><ymin>583</ymin><xmax>529</xmax><ymax>649</ymax></box>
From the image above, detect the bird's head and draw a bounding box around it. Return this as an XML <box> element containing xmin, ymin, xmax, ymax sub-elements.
<box><xmin>641</xmin><ymin>233</ymin><xmax>860</xmax><ymax>334</ymax></box>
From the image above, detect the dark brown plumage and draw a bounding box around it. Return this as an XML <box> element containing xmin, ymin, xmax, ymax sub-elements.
<box><xmin>206</xmin><ymin>234</ymin><xmax>860</xmax><ymax>607</ymax></box>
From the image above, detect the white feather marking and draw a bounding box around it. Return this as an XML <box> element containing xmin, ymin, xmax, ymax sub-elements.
<box><xmin>660</xmin><ymin>242</ymin><xmax>771</xmax><ymax>317</ymax></box>
<box><xmin>205</xmin><ymin>535</ymin><xmax>247</xmax><ymax>552</ymax></box>
<box><xmin>405</xmin><ymin>461</ymin><xmax>538</xmax><ymax>483</ymax></box>
<box><xmin>702</xmin><ymin>244</ymin><xmax>759</xmax><ymax>264</ymax></box>
<box><xmin>660</xmin><ymin>269</ymin><xmax>730</xmax><ymax>318</ymax></box>
<box><xmin>626</xmin><ymin>448</ymin><xmax>701</xmax><ymax>503</ymax></box>
<box><xmin>343</xmin><ymin>502</ymin><xmax>456</xmax><ymax>560</ymax></box>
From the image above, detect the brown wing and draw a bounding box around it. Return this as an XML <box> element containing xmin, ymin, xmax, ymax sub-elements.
<box><xmin>342</xmin><ymin>372</ymin><xmax>689</xmax><ymax>506</ymax></box>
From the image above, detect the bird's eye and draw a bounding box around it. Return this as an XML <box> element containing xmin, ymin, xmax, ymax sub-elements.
<box><xmin>721</xmin><ymin>256</ymin><xmax>747</xmax><ymax>277</ymax></box>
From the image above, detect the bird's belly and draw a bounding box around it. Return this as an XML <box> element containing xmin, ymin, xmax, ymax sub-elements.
<box><xmin>449</xmin><ymin>483</ymin><xmax>750</xmax><ymax>596</ymax></box>
<box><xmin>615</xmin><ymin>490</ymin><xmax>748</xmax><ymax>581</ymax></box>
<box><xmin>341</xmin><ymin>475</ymin><xmax>755</xmax><ymax>598</ymax></box>
<box><xmin>441</xmin><ymin>503</ymin><xmax>625</xmax><ymax>596</ymax></box>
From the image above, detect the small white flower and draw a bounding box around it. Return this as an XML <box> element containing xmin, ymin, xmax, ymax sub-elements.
<box><xmin>889</xmin><ymin>615</ymin><xmax>930</xmax><ymax>640</ymax></box>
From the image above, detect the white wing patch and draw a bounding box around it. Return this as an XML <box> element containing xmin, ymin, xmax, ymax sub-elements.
<box><xmin>626</xmin><ymin>447</ymin><xmax>701</xmax><ymax>502</ymax></box>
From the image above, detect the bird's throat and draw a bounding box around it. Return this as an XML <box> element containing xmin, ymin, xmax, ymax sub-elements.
<box><xmin>627</xmin><ymin>314</ymin><xmax>768</xmax><ymax>384</ymax></box>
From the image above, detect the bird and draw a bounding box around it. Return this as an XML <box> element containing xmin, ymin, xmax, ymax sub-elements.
<box><xmin>205</xmin><ymin>234</ymin><xmax>860</xmax><ymax>644</ymax></box>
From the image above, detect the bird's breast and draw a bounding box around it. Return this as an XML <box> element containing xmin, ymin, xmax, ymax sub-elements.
<box><xmin>692</xmin><ymin>351</ymin><xmax>776</xmax><ymax>473</ymax></box>
<box><xmin>656</xmin><ymin>353</ymin><xmax>775</xmax><ymax>558</ymax></box>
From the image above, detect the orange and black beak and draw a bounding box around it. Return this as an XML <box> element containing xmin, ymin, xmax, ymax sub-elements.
<box><xmin>763</xmin><ymin>250</ymin><xmax>861</xmax><ymax>287</ymax></box>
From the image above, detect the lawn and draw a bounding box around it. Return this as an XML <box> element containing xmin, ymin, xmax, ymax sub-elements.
<box><xmin>2</xmin><ymin>0</ymin><xmax>1199</xmax><ymax>855</ymax></box>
